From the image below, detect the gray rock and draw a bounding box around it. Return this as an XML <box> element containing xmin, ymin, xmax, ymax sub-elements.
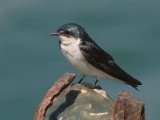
<box><xmin>44</xmin><ymin>83</ymin><xmax>114</xmax><ymax>120</ymax></box>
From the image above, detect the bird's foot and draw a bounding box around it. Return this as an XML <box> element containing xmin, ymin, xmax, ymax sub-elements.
<box><xmin>82</xmin><ymin>82</ymin><xmax>102</xmax><ymax>90</ymax></box>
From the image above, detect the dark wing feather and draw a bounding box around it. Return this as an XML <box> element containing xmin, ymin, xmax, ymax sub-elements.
<box><xmin>79</xmin><ymin>40</ymin><xmax>142</xmax><ymax>90</ymax></box>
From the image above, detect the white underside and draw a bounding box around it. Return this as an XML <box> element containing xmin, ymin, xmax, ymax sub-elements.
<box><xmin>59</xmin><ymin>36</ymin><xmax>122</xmax><ymax>82</ymax></box>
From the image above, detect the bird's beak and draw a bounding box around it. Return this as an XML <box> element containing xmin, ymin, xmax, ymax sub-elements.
<box><xmin>50</xmin><ymin>32</ymin><xmax>59</xmax><ymax>36</ymax></box>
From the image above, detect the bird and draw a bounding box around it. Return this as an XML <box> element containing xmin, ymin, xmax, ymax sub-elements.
<box><xmin>50</xmin><ymin>23</ymin><xmax>142</xmax><ymax>90</ymax></box>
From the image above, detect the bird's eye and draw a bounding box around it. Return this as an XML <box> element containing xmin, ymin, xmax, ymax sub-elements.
<box><xmin>65</xmin><ymin>31</ymin><xmax>71</xmax><ymax>34</ymax></box>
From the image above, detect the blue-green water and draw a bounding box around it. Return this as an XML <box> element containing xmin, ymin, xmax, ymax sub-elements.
<box><xmin>0</xmin><ymin>0</ymin><xmax>160</xmax><ymax>119</ymax></box>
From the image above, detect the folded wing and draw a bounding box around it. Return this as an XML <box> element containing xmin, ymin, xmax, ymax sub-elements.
<box><xmin>79</xmin><ymin>40</ymin><xmax>142</xmax><ymax>90</ymax></box>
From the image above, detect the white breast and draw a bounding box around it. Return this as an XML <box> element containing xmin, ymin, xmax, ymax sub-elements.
<box><xmin>59</xmin><ymin>36</ymin><xmax>108</xmax><ymax>79</ymax></box>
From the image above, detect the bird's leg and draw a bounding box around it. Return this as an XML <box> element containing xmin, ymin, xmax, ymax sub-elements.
<box><xmin>94</xmin><ymin>78</ymin><xmax>99</xmax><ymax>86</ymax></box>
<box><xmin>78</xmin><ymin>75</ymin><xmax>86</xmax><ymax>83</ymax></box>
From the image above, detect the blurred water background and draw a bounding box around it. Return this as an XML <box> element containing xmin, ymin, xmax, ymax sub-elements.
<box><xmin>0</xmin><ymin>0</ymin><xmax>160</xmax><ymax>119</ymax></box>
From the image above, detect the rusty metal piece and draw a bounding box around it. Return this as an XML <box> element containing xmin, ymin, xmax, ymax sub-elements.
<box><xmin>112</xmin><ymin>91</ymin><xmax>145</xmax><ymax>120</ymax></box>
<box><xmin>34</xmin><ymin>72</ymin><xmax>76</xmax><ymax>120</ymax></box>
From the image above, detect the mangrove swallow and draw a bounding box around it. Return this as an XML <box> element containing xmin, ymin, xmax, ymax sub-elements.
<box><xmin>51</xmin><ymin>23</ymin><xmax>142</xmax><ymax>90</ymax></box>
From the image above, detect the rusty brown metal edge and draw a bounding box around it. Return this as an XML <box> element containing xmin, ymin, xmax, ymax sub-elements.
<box><xmin>34</xmin><ymin>72</ymin><xmax>76</xmax><ymax>120</ymax></box>
<box><xmin>111</xmin><ymin>91</ymin><xmax>145</xmax><ymax>120</ymax></box>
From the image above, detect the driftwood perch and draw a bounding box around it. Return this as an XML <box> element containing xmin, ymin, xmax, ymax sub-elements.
<box><xmin>34</xmin><ymin>73</ymin><xmax>145</xmax><ymax>120</ymax></box>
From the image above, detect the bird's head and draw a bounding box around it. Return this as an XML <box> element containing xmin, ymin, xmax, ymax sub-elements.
<box><xmin>51</xmin><ymin>23</ymin><xmax>87</xmax><ymax>44</ymax></box>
